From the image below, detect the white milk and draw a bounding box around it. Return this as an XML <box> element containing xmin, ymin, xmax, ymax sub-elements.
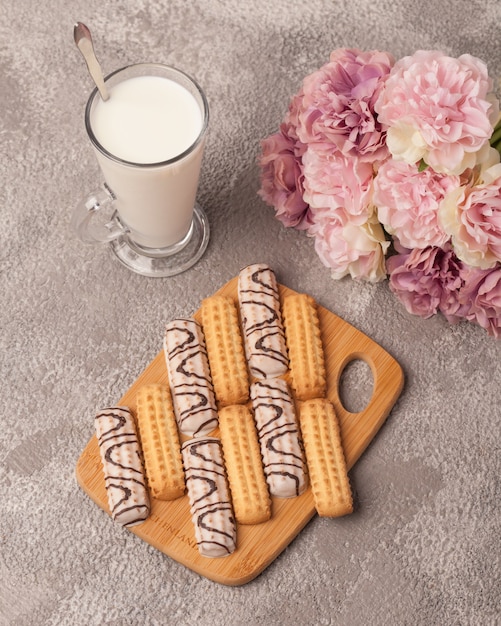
<box><xmin>89</xmin><ymin>74</ymin><xmax>206</xmax><ymax>249</ymax></box>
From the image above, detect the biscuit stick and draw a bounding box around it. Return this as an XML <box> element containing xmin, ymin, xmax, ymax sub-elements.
<box><xmin>238</xmin><ymin>263</ymin><xmax>289</xmax><ymax>379</ymax></box>
<box><xmin>164</xmin><ymin>318</ymin><xmax>218</xmax><ymax>436</ymax></box>
<box><xmin>201</xmin><ymin>295</ymin><xmax>249</xmax><ymax>406</ymax></box>
<box><xmin>135</xmin><ymin>383</ymin><xmax>185</xmax><ymax>501</ymax></box>
<box><xmin>94</xmin><ymin>406</ymin><xmax>150</xmax><ymax>527</ymax></box>
<box><xmin>219</xmin><ymin>405</ymin><xmax>271</xmax><ymax>524</ymax></box>
<box><xmin>298</xmin><ymin>398</ymin><xmax>353</xmax><ymax>517</ymax></box>
<box><xmin>250</xmin><ymin>379</ymin><xmax>308</xmax><ymax>498</ymax></box>
<box><xmin>182</xmin><ymin>437</ymin><xmax>237</xmax><ymax>558</ymax></box>
<box><xmin>282</xmin><ymin>293</ymin><xmax>326</xmax><ymax>401</ymax></box>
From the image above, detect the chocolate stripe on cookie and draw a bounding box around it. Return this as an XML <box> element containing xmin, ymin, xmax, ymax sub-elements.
<box><xmin>250</xmin><ymin>379</ymin><xmax>308</xmax><ymax>498</ymax></box>
<box><xmin>182</xmin><ymin>438</ymin><xmax>237</xmax><ymax>557</ymax></box>
<box><xmin>164</xmin><ymin>318</ymin><xmax>218</xmax><ymax>436</ymax></box>
<box><xmin>95</xmin><ymin>407</ymin><xmax>150</xmax><ymax>527</ymax></box>
<box><xmin>238</xmin><ymin>264</ymin><xmax>289</xmax><ymax>379</ymax></box>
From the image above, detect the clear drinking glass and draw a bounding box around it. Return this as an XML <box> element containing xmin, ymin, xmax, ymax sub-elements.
<box><xmin>72</xmin><ymin>63</ymin><xmax>210</xmax><ymax>277</ymax></box>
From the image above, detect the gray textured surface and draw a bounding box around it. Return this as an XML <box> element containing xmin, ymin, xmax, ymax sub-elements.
<box><xmin>1</xmin><ymin>1</ymin><xmax>500</xmax><ymax>625</ymax></box>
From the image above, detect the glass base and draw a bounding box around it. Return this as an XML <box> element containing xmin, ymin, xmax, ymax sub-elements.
<box><xmin>109</xmin><ymin>203</ymin><xmax>210</xmax><ymax>277</ymax></box>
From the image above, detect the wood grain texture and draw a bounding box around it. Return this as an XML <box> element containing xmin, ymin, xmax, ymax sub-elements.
<box><xmin>75</xmin><ymin>277</ymin><xmax>404</xmax><ymax>585</ymax></box>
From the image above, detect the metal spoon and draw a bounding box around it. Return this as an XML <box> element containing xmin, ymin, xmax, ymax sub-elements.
<box><xmin>74</xmin><ymin>22</ymin><xmax>109</xmax><ymax>101</ymax></box>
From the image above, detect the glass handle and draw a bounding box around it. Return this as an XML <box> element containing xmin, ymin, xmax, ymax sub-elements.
<box><xmin>71</xmin><ymin>184</ymin><xmax>126</xmax><ymax>244</ymax></box>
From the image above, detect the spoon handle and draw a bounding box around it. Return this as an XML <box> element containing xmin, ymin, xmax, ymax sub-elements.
<box><xmin>74</xmin><ymin>22</ymin><xmax>109</xmax><ymax>101</ymax></box>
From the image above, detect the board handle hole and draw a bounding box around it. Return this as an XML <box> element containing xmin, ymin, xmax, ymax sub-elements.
<box><xmin>338</xmin><ymin>357</ymin><xmax>374</xmax><ymax>414</ymax></box>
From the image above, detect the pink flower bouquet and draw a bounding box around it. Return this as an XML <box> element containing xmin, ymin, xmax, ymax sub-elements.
<box><xmin>258</xmin><ymin>48</ymin><xmax>501</xmax><ymax>337</ymax></box>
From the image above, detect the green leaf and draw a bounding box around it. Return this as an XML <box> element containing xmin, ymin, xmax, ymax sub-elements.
<box><xmin>418</xmin><ymin>159</ymin><xmax>428</xmax><ymax>172</ymax></box>
<box><xmin>489</xmin><ymin>124</ymin><xmax>501</xmax><ymax>146</ymax></box>
<box><xmin>492</xmin><ymin>139</ymin><xmax>501</xmax><ymax>157</ymax></box>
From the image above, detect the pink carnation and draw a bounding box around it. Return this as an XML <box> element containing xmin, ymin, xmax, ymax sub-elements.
<box><xmin>387</xmin><ymin>244</ymin><xmax>468</xmax><ymax>321</ymax></box>
<box><xmin>459</xmin><ymin>265</ymin><xmax>501</xmax><ymax>337</ymax></box>
<box><xmin>373</xmin><ymin>159</ymin><xmax>459</xmax><ymax>248</ymax></box>
<box><xmin>309</xmin><ymin>211</ymin><xmax>389</xmax><ymax>282</ymax></box>
<box><xmin>297</xmin><ymin>48</ymin><xmax>394</xmax><ymax>162</ymax></box>
<box><xmin>302</xmin><ymin>146</ymin><xmax>374</xmax><ymax>225</ymax></box>
<box><xmin>375</xmin><ymin>50</ymin><xmax>499</xmax><ymax>175</ymax></box>
<box><xmin>283</xmin><ymin>89</ymin><xmax>306</xmax><ymax>145</ymax></box>
<box><xmin>439</xmin><ymin>163</ymin><xmax>501</xmax><ymax>268</ymax></box>
<box><xmin>258</xmin><ymin>124</ymin><xmax>311</xmax><ymax>229</ymax></box>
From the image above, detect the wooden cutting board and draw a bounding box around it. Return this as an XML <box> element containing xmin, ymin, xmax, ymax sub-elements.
<box><xmin>75</xmin><ymin>276</ymin><xmax>404</xmax><ymax>585</ymax></box>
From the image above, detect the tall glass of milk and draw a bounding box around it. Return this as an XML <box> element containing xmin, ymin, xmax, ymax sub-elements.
<box><xmin>72</xmin><ymin>63</ymin><xmax>210</xmax><ymax>277</ymax></box>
